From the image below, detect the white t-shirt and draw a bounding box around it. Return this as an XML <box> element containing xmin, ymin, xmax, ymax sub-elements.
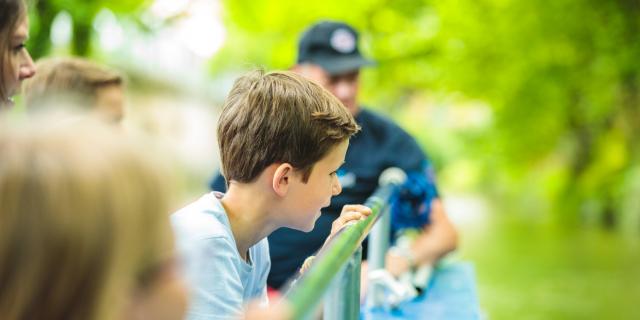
<box><xmin>172</xmin><ymin>192</ymin><xmax>270</xmax><ymax>320</ymax></box>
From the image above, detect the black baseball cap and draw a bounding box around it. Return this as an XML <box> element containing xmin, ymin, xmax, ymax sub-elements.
<box><xmin>297</xmin><ymin>21</ymin><xmax>375</xmax><ymax>75</ymax></box>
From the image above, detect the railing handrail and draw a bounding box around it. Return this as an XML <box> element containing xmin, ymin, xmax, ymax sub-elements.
<box><xmin>283</xmin><ymin>182</ymin><xmax>400</xmax><ymax>319</ymax></box>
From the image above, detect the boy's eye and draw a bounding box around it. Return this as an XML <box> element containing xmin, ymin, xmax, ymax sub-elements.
<box><xmin>330</xmin><ymin>171</ymin><xmax>337</xmax><ymax>176</ymax></box>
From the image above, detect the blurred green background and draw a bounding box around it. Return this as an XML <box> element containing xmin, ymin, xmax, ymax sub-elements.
<box><xmin>24</xmin><ymin>0</ymin><xmax>640</xmax><ymax>318</ymax></box>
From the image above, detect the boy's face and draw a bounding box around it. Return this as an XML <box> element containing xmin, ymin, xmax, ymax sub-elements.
<box><xmin>283</xmin><ymin>139</ymin><xmax>349</xmax><ymax>232</ymax></box>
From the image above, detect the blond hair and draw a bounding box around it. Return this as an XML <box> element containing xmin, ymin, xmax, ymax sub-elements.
<box><xmin>23</xmin><ymin>57</ymin><xmax>123</xmax><ymax>110</ymax></box>
<box><xmin>218</xmin><ymin>70</ymin><xmax>360</xmax><ymax>184</ymax></box>
<box><xmin>0</xmin><ymin>113</ymin><xmax>173</xmax><ymax>320</ymax></box>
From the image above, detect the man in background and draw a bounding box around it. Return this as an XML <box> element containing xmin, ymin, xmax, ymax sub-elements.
<box><xmin>211</xmin><ymin>20</ymin><xmax>458</xmax><ymax>293</ymax></box>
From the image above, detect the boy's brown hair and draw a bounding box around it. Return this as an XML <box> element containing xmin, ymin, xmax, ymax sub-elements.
<box><xmin>23</xmin><ymin>57</ymin><xmax>123</xmax><ymax>109</ymax></box>
<box><xmin>218</xmin><ymin>70</ymin><xmax>360</xmax><ymax>184</ymax></box>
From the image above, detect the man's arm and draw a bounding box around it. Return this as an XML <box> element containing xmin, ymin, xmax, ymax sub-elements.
<box><xmin>386</xmin><ymin>199</ymin><xmax>458</xmax><ymax>277</ymax></box>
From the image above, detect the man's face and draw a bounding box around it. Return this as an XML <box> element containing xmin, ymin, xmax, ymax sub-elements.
<box><xmin>326</xmin><ymin>70</ymin><xmax>360</xmax><ymax>115</ymax></box>
<box><xmin>295</xmin><ymin>64</ymin><xmax>360</xmax><ymax>115</ymax></box>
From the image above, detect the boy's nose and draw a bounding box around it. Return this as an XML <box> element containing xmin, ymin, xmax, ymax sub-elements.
<box><xmin>332</xmin><ymin>179</ymin><xmax>342</xmax><ymax>196</ymax></box>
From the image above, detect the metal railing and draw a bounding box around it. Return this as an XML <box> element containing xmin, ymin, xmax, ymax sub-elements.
<box><xmin>282</xmin><ymin>168</ymin><xmax>405</xmax><ymax>319</ymax></box>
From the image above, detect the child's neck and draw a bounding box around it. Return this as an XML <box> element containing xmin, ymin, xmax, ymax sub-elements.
<box><xmin>220</xmin><ymin>183</ymin><xmax>279</xmax><ymax>261</ymax></box>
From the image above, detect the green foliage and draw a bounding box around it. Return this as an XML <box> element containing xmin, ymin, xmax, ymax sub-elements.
<box><xmin>214</xmin><ymin>0</ymin><xmax>640</xmax><ymax>228</ymax></box>
<box><xmin>27</xmin><ymin>0</ymin><xmax>640</xmax><ymax>227</ymax></box>
<box><xmin>28</xmin><ymin>0</ymin><xmax>149</xmax><ymax>57</ymax></box>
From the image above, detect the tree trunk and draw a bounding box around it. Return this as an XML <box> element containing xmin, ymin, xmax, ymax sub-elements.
<box><xmin>31</xmin><ymin>0</ymin><xmax>56</xmax><ymax>58</ymax></box>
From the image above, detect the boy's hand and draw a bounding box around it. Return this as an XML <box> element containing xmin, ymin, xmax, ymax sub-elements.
<box><xmin>299</xmin><ymin>255</ymin><xmax>316</xmax><ymax>274</ymax></box>
<box><xmin>303</xmin><ymin>205</ymin><xmax>372</xmax><ymax>275</ymax></box>
<box><xmin>329</xmin><ymin>204</ymin><xmax>372</xmax><ymax>237</ymax></box>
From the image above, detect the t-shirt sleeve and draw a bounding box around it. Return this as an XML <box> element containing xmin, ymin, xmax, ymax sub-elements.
<box><xmin>182</xmin><ymin>236</ymin><xmax>245</xmax><ymax>320</ymax></box>
<box><xmin>385</xmin><ymin>123</ymin><xmax>440</xmax><ymax>231</ymax></box>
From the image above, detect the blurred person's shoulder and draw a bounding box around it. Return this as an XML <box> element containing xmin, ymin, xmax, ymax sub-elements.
<box><xmin>357</xmin><ymin>107</ymin><xmax>414</xmax><ymax>142</ymax></box>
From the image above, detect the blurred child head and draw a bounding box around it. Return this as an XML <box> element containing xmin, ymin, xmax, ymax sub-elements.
<box><xmin>0</xmin><ymin>112</ymin><xmax>186</xmax><ymax>320</ymax></box>
<box><xmin>23</xmin><ymin>57</ymin><xmax>124</xmax><ymax>123</ymax></box>
<box><xmin>0</xmin><ymin>0</ymin><xmax>36</xmax><ymax>107</ymax></box>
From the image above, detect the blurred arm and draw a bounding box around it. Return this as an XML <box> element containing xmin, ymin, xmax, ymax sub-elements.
<box><xmin>386</xmin><ymin>199</ymin><xmax>458</xmax><ymax>277</ymax></box>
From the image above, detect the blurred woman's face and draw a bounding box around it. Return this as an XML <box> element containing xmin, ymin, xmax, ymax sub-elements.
<box><xmin>3</xmin><ymin>15</ymin><xmax>36</xmax><ymax>102</ymax></box>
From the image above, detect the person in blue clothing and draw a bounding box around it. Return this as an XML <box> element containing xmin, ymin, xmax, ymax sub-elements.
<box><xmin>210</xmin><ymin>21</ymin><xmax>458</xmax><ymax>291</ymax></box>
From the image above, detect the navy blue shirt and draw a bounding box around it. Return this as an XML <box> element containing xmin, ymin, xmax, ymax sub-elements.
<box><xmin>210</xmin><ymin>108</ymin><xmax>438</xmax><ymax>289</ymax></box>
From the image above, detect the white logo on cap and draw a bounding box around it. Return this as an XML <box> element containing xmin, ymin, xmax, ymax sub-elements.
<box><xmin>330</xmin><ymin>28</ymin><xmax>356</xmax><ymax>53</ymax></box>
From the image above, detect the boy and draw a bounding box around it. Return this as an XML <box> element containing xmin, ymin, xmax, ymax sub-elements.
<box><xmin>171</xmin><ymin>70</ymin><xmax>371</xmax><ymax>319</ymax></box>
<box><xmin>23</xmin><ymin>57</ymin><xmax>125</xmax><ymax>123</ymax></box>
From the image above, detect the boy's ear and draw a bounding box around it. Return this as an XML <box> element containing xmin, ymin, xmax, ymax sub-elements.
<box><xmin>272</xmin><ymin>163</ymin><xmax>294</xmax><ymax>197</ymax></box>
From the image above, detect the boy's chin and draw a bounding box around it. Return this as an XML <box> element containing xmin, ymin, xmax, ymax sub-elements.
<box><xmin>299</xmin><ymin>224</ymin><xmax>315</xmax><ymax>233</ymax></box>
<box><xmin>294</xmin><ymin>212</ymin><xmax>321</xmax><ymax>233</ymax></box>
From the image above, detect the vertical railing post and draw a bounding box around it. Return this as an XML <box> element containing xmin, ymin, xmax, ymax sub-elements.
<box><xmin>368</xmin><ymin>205</ymin><xmax>391</xmax><ymax>269</ymax></box>
<box><xmin>366</xmin><ymin>204</ymin><xmax>391</xmax><ymax>307</ymax></box>
<box><xmin>323</xmin><ymin>246</ymin><xmax>362</xmax><ymax>320</ymax></box>
<box><xmin>284</xmin><ymin>167</ymin><xmax>405</xmax><ymax>319</ymax></box>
